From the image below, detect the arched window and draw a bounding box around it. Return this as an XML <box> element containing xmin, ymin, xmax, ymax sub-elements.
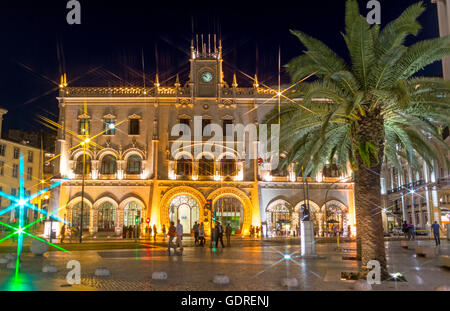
<box><xmin>198</xmin><ymin>156</ymin><xmax>214</xmax><ymax>176</ymax></box>
<box><xmin>97</xmin><ymin>202</ymin><xmax>116</xmax><ymax>231</ymax></box>
<box><xmin>71</xmin><ymin>201</ymin><xmax>90</xmax><ymax>231</ymax></box>
<box><xmin>124</xmin><ymin>201</ymin><xmax>142</xmax><ymax>227</ymax></box>
<box><xmin>220</xmin><ymin>159</ymin><xmax>237</xmax><ymax>176</ymax></box>
<box><xmin>75</xmin><ymin>155</ymin><xmax>91</xmax><ymax>175</ymax></box>
<box><xmin>100</xmin><ymin>155</ymin><xmax>117</xmax><ymax>174</ymax></box>
<box><xmin>126</xmin><ymin>155</ymin><xmax>142</xmax><ymax>174</ymax></box>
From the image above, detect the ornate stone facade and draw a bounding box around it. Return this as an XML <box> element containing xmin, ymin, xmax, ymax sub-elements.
<box><xmin>50</xmin><ymin>39</ymin><xmax>356</xmax><ymax>237</ymax></box>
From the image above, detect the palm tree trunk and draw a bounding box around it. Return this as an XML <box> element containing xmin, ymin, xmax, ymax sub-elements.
<box><xmin>353</xmin><ymin>112</ymin><xmax>389</xmax><ymax>280</ymax></box>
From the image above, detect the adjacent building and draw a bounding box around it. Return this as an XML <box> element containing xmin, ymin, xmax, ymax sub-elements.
<box><xmin>0</xmin><ymin>109</ymin><xmax>44</xmax><ymax>224</ymax></box>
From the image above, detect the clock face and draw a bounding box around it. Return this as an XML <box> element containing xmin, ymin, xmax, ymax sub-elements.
<box><xmin>200</xmin><ymin>71</ymin><xmax>213</xmax><ymax>83</ymax></box>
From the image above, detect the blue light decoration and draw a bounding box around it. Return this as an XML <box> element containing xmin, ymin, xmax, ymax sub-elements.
<box><xmin>0</xmin><ymin>153</ymin><xmax>70</xmax><ymax>277</ymax></box>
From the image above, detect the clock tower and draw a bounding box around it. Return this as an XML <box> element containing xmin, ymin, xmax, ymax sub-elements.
<box><xmin>189</xmin><ymin>34</ymin><xmax>223</xmax><ymax>98</ymax></box>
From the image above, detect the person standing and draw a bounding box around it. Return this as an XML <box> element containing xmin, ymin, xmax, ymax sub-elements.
<box><xmin>153</xmin><ymin>224</ymin><xmax>157</xmax><ymax>242</ymax></box>
<box><xmin>402</xmin><ymin>221</ymin><xmax>408</xmax><ymax>239</ymax></box>
<box><xmin>431</xmin><ymin>221</ymin><xmax>441</xmax><ymax>246</ymax></box>
<box><xmin>193</xmin><ymin>222</ymin><xmax>199</xmax><ymax>246</ymax></box>
<box><xmin>168</xmin><ymin>221</ymin><xmax>177</xmax><ymax>255</ymax></box>
<box><xmin>60</xmin><ymin>224</ymin><xmax>66</xmax><ymax>244</ymax></box>
<box><xmin>176</xmin><ymin>219</ymin><xmax>183</xmax><ymax>253</ymax></box>
<box><xmin>256</xmin><ymin>226</ymin><xmax>260</xmax><ymax>238</ymax></box>
<box><xmin>162</xmin><ymin>224</ymin><xmax>166</xmax><ymax>240</ymax></box>
<box><xmin>148</xmin><ymin>225</ymin><xmax>152</xmax><ymax>240</ymax></box>
<box><xmin>215</xmin><ymin>221</ymin><xmax>225</xmax><ymax>248</ymax></box>
<box><xmin>198</xmin><ymin>223</ymin><xmax>205</xmax><ymax>246</ymax></box>
<box><xmin>225</xmin><ymin>223</ymin><xmax>232</xmax><ymax>247</ymax></box>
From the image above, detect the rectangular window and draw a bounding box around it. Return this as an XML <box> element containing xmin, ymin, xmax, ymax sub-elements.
<box><xmin>179</xmin><ymin>118</ymin><xmax>190</xmax><ymax>126</ymax></box>
<box><xmin>0</xmin><ymin>186</ymin><xmax>2</xmax><ymax>207</ymax></box>
<box><xmin>223</xmin><ymin>119</ymin><xmax>233</xmax><ymax>137</ymax></box>
<box><xmin>13</xmin><ymin>147</ymin><xmax>20</xmax><ymax>159</ymax></box>
<box><xmin>12</xmin><ymin>164</ymin><xmax>18</xmax><ymax>178</ymax></box>
<box><xmin>11</xmin><ymin>188</ymin><xmax>16</xmax><ymax>197</ymax></box>
<box><xmin>202</xmin><ymin>119</ymin><xmax>211</xmax><ymax>133</ymax></box>
<box><xmin>27</xmin><ymin>167</ymin><xmax>32</xmax><ymax>180</ymax></box>
<box><xmin>129</xmin><ymin>119</ymin><xmax>140</xmax><ymax>135</ymax></box>
<box><xmin>27</xmin><ymin>150</ymin><xmax>33</xmax><ymax>163</ymax></box>
<box><xmin>104</xmin><ymin>119</ymin><xmax>115</xmax><ymax>135</ymax></box>
<box><xmin>79</xmin><ymin>119</ymin><xmax>90</xmax><ymax>135</ymax></box>
<box><xmin>0</xmin><ymin>144</ymin><xmax>5</xmax><ymax>156</ymax></box>
<box><xmin>0</xmin><ymin>161</ymin><xmax>4</xmax><ymax>176</ymax></box>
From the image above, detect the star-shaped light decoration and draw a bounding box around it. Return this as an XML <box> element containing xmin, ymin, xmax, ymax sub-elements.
<box><xmin>0</xmin><ymin>153</ymin><xmax>70</xmax><ymax>277</ymax></box>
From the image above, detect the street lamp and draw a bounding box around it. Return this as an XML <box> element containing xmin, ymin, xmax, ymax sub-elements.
<box><xmin>79</xmin><ymin>137</ymin><xmax>89</xmax><ymax>243</ymax></box>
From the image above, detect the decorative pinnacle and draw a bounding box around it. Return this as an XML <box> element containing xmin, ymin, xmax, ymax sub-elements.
<box><xmin>154</xmin><ymin>73</ymin><xmax>160</xmax><ymax>87</ymax></box>
<box><xmin>253</xmin><ymin>74</ymin><xmax>259</xmax><ymax>88</ymax></box>
<box><xmin>232</xmin><ymin>73</ymin><xmax>238</xmax><ymax>88</ymax></box>
<box><xmin>175</xmin><ymin>74</ymin><xmax>180</xmax><ymax>87</ymax></box>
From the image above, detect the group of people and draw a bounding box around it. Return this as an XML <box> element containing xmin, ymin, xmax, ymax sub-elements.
<box><xmin>59</xmin><ymin>223</ymin><xmax>80</xmax><ymax>243</ymax></box>
<box><xmin>167</xmin><ymin>220</ymin><xmax>233</xmax><ymax>255</ymax></box>
<box><xmin>145</xmin><ymin>224</ymin><xmax>160</xmax><ymax>241</ymax></box>
<box><xmin>402</xmin><ymin>220</ymin><xmax>442</xmax><ymax>246</ymax></box>
<box><xmin>249</xmin><ymin>225</ymin><xmax>260</xmax><ymax>238</ymax></box>
<box><xmin>192</xmin><ymin>222</ymin><xmax>206</xmax><ymax>246</ymax></box>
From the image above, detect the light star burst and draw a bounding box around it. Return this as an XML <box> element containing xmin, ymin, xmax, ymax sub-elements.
<box><xmin>0</xmin><ymin>153</ymin><xmax>70</xmax><ymax>277</ymax></box>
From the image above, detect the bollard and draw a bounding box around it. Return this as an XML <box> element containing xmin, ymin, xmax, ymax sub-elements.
<box><xmin>281</xmin><ymin>277</ymin><xmax>298</xmax><ymax>287</ymax></box>
<box><xmin>212</xmin><ymin>274</ymin><xmax>230</xmax><ymax>285</ymax></box>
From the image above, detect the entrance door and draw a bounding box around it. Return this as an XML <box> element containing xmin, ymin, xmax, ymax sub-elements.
<box><xmin>179</xmin><ymin>204</ymin><xmax>191</xmax><ymax>234</ymax></box>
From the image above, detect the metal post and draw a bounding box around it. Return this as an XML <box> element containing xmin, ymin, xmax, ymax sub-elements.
<box><xmin>79</xmin><ymin>142</ymin><xmax>86</xmax><ymax>243</ymax></box>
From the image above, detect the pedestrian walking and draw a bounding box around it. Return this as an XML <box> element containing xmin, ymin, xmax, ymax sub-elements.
<box><xmin>153</xmin><ymin>224</ymin><xmax>157</xmax><ymax>242</ymax></box>
<box><xmin>60</xmin><ymin>224</ymin><xmax>66</xmax><ymax>244</ymax></box>
<box><xmin>256</xmin><ymin>226</ymin><xmax>260</xmax><ymax>238</ymax></box>
<box><xmin>162</xmin><ymin>224</ymin><xmax>166</xmax><ymax>240</ymax></box>
<box><xmin>148</xmin><ymin>225</ymin><xmax>152</xmax><ymax>240</ymax></box>
<box><xmin>168</xmin><ymin>221</ymin><xmax>177</xmax><ymax>255</ymax></box>
<box><xmin>176</xmin><ymin>219</ymin><xmax>183</xmax><ymax>253</ymax></box>
<box><xmin>198</xmin><ymin>223</ymin><xmax>205</xmax><ymax>246</ymax></box>
<box><xmin>70</xmin><ymin>226</ymin><xmax>77</xmax><ymax>242</ymax></box>
<box><xmin>193</xmin><ymin>221</ymin><xmax>199</xmax><ymax>246</ymax></box>
<box><xmin>214</xmin><ymin>221</ymin><xmax>225</xmax><ymax>248</ymax></box>
<box><xmin>431</xmin><ymin>221</ymin><xmax>441</xmax><ymax>246</ymax></box>
<box><xmin>225</xmin><ymin>223</ymin><xmax>232</xmax><ymax>247</ymax></box>
<box><xmin>402</xmin><ymin>221</ymin><xmax>408</xmax><ymax>239</ymax></box>
<box><xmin>408</xmin><ymin>224</ymin><xmax>415</xmax><ymax>240</ymax></box>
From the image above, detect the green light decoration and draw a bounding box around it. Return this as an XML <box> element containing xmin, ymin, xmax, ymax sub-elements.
<box><xmin>0</xmin><ymin>153</ymin><xmax>70</xmax><ymax>278</ymax></box>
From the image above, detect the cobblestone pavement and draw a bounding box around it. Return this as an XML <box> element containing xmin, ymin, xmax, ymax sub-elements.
<box><xmin>0</xmin><ymin>239</ymin><xmax>448</xmax><ymax>291</ymax></box>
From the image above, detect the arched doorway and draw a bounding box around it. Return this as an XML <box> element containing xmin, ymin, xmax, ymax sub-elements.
<box><xmin>293</xmin><ymin>201</ymin><xmax>321</xmax><ymax>237</ymax></box>
<box><xmin>97</xmin><ymin>201</ymin><xmax>117</xmax><ymax>232</ymax></box>
<box><xmin>70</xmin><ymin>201</ymin><xmax>90</xmax><ymax>231</ymax></box>
<box><xmin>168</xmin><ymin>195</ymin><xmax>200</xmax><ymax>234</ymax></box>
<box><xmin>123</xmin><ymin>201</ymin><xmax>142</xmax><ymax>227</ymax></box>
<box><xmin>266</xmin><ymin>200</ymin><xmax>293</xmax><ymax>237</ymax></box>
<box><xmin>322</xmin><ymin>200</ymin><xmax>348</xmax><ymax>237</ymax></box>
<box><xmin>213</xmin><ymin>196</ymin><xmax>244</xmax><ymax>234</ymax></box>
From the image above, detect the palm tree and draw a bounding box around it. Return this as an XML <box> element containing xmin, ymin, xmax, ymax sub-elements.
<box><xmin>265</xmin><ymin>0</ymin><xmax>450</xmax><ymax>279</ymax></box>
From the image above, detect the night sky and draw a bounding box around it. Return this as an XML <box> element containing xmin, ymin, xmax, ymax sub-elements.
<box><xmin>0</xmin><ymin>0</ymin><xmax>441</xmax><ymax>133</ymax></box>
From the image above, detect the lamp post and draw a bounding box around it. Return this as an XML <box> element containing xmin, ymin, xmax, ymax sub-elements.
<box><xmin>79</xmin><ymin>138</ymin><xmax>88</xmax><ymax>243</ymax></box>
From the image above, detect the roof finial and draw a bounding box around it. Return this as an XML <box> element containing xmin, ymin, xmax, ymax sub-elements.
<box><xmin>175</xmin><ymin>74</ymin><xmax>180</xmax><ymax>87</ymax></box>
<box><xmin>155</xmin><ymin>73</ymin><xmax>160</xmax><ymax>88</ymax></box>
<box><xmin>232</xmin><ymin>73</ymin><xmax>238</xmax><ymax>88</ymax></box>
<box><xmin>253</xmin><ymin>74</ymin><xmax>259</xmax><ymax>88</ymax></box>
